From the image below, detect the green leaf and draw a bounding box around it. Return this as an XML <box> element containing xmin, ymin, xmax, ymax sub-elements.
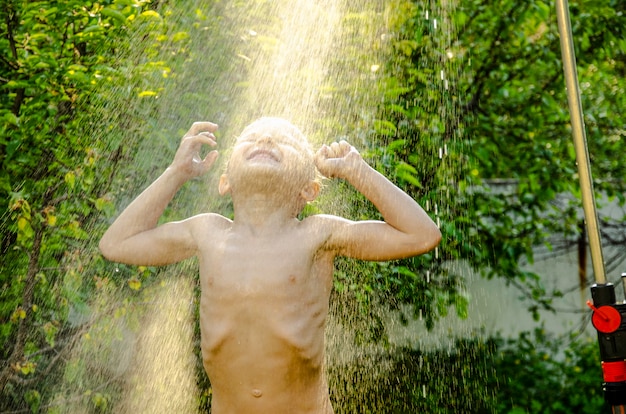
<box><xmin>395</xmin><ymin>162</ymin><xmax>422</xmax><ymax>188</ymax></box>
<box><xmin>140</xmin><ymin>10</ymin><xmax>162</xmax><ymax>19</ymax></box>
<box><xmin>24</xmin><ymin>389</ymin><xmax>41</xmax><ymax>413</ymax></box>
<box><xmin>137</xmin><ymin>90</ymin><xmax>158</xmax><ymax>97</ymax></box>
<box><xmin>2</xmin><ymin>111</ymin><xmax>18</xmax><ymax>126</ymax></box>
<box><xmin>94</xmin><ymin>197</ymin><xmax>110</xmax><ymax>211</ymax></box>
<box><xmin>101</xmin><ymin>8</ymin><xmax>127</xmax><ymax>24</ymax></box>
<box><xmin>373</xmin><ymin>119</ymin><xmax>397</xmax><ymax>136</ymax></box>
<box><xmin>65</xmin><ymin>171</ymin><xmax>76</xmax><ymax>189</ymax></box>
<box><xmin>80</xmin><ymin>25</ymin><xmax>104</xmax><ymax>35</ymax></box>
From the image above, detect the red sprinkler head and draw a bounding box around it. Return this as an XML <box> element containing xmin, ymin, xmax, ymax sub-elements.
<box><xmin>587</xmin><ymin>300</ymin><xmax>622</xmax><ymax>334</ymax></box>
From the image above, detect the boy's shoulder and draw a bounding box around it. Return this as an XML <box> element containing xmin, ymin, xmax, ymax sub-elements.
<box><xmin>188</xmin><ymin>212</ymin><xmax>232</xmax><ymax>230</ymax></box>
<box><xmin>300</xmin><ymin>213</ymin><xmax>351</xmax><ymax>234</ymax></box>
<box><xmin>300</xmin><ymin>214</ymin><xmax>357</xmax><ymax>255</ymax></box>
<box><xmin>302</xmin><ymin>213</ymin><xmax>342</xmax><ymax>224</ymax></box>
<box><xmin>304</xmin><ymin>213</ymin><xmax>351</xmax><ymax>223</ymax></box>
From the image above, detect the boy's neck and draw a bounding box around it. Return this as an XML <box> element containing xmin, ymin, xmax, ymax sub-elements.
<box><xmin>231</xmin><ymin>193</ymin><xmax>300</xmax><ymax>233</ymax></box>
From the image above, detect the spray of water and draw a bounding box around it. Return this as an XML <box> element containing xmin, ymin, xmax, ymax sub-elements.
<box><xmin>44</xmin><ymin>0</ymin><xmax>479</xmax><ymax>412</ymax></box>
<box><xmin>116</xmin><ymin>277</ymin><xmax>197</xmax><ymax>413</ymax></box>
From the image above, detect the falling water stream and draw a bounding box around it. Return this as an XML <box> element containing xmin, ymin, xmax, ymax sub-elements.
<box><xmin>40</xmin><ymin>0</ymin><xmax>478</xmax><ymax>412</ymax></box>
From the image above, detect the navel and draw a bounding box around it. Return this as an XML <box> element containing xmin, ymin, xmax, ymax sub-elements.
<box><xmin>251</xmin><ymin>388</ymin><xmax>263</xmax><ymax>398</ymax></box>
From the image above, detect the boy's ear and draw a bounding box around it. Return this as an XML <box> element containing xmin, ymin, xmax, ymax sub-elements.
<box><xmin>300</xmin><ymin>181</ymin><xmax>320</xmax><ymax>202</ymax></box>
<box><xmin>218</xmin><ymin>174</ymin><xmax>231</xmax><ymax>196</ymax></box>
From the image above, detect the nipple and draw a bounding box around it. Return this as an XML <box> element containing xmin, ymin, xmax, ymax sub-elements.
<box><xmin>251</xmin><ymin>389</ymin><xmax>263</xmax><ymax>398</ymax></box>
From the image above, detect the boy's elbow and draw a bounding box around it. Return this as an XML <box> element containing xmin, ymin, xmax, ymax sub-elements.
<box><xmin>415</xmin><ymin>225</ymin><xmax>441</xmax><ymax>254</ymax></box>
<box><xmin>433</xmin><ymin>224</ymin><xmax>442</xmax><ymax>243</ymax></box>
<box><xmin>431</xmin><ymin>227</ymin><xmax>442</xmax><ymax>249</ymax></box>
<box><xmin>98</xmin><ymin>238</ymin><xmax>113</xmax><ymax>261</ymax></box>
<box><xmin>99</xmin><ymin>235</ymin><xmax>119</xmax><ymax>262</ymax></box>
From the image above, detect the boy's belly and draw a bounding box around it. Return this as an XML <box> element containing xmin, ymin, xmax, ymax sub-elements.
<box><xmin>200</xmin><ymin>304</ymin><xmax>331</xmax><ymax>414</ymax></box>
<box><xmin>204</xmin><ymin>347</ymin><xmax>331</xmax><ymax>414</ymax></box>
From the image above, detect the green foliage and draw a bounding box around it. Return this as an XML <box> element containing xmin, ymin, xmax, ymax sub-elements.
<box><xmin>0</xmin><ymin>0</ymin><xmax>188</xmax><ymax>410</ymax></box>
<box><xmin>371</xmin><ymin>0</ymin><xmax>626</xmax><ymax>321</ymax></box>
<box><xmin>336</xmin><ymin>0</ymin><xmax>473</xmax><ymax>329</ymax></box>
<box><xmin>491</xmin><ymin>330</ymin><xmax>607</xmax><ymax>413</ymax></box>
<box><xmin>329</xmin><ymin>331</ymin><xmax>607</xmax><ymax>414</ymax></box>
<box><xmin>457</xmin><ymin>0</ymin><xmax>626</xmax><ymax>293</ymax></box>
<box><xmin>329</xmin><ymin>338</ymin><xmax>498</xmax><ymax>413</ymax></box>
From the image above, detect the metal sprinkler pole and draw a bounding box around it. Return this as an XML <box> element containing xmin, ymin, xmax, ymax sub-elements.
<box><xmin>554</xmin><ymin>0</ymin><xmax>605</xmax><ymax>285</ymax></box>
<box><xmin>555</xmin><ymin>1</ymin><xmax>626</xmax><ymax>412</ymax></box>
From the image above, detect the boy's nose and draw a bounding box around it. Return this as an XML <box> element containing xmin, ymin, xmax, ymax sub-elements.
<box><xmin>258</xmin><ymin>134</ymin><xmax>273</xmax><ymax>144</ymax></box>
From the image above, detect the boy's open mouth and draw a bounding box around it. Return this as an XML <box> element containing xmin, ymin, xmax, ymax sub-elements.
<box><xmin>248</xmin><ymin>149</ymin><xmax>280</xmax><ymax>162</ymax></box>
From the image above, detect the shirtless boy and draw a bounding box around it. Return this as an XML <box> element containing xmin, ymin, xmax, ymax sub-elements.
<box><xmin>99</xmin><ymin>117</ymin><xmax>441</xmax><ymax>414</ymax></box>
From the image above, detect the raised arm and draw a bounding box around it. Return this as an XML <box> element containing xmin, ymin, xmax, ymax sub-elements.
<box><xmin>99</xmin><ymin>122</ymin><xmax>219</xmax><ymax>266</ymax></box>
<box><xmin>315</xmin><ymin>141</ymin><xmax>441</xmax><ymax>261</ymax></box>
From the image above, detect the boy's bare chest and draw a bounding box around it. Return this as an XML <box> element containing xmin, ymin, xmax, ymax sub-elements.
<box><xmin>196</xmin><ymin>224</ymin><xmax>334</xmax><ymax>362</ymax></box>
<box><xmin>199</xmin><ymin>228</ymin><xmax>331</xmax><ymax>293</ymax></box>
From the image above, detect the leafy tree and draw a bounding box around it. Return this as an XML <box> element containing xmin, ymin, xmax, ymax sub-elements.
<box><xmin>329</xmin><ymin>329</ymin><xmax>607</xmax><ymax>413</ymax></box>
<box><xmin>0</xmin><ymin>0</ymin><xmax>182</xmax><ymax>410</ymax></box>
<box><xmin>491</xmin><ymin>329</ymin><xmax>607</xmax><ymax>413</ymax></box>
<box><xmin>367</xmin><ymin>2</ymin><xmax>624</xmax><ymax>409</ymax></box>
<box><xmin>329</xmin><ymin>337</ymin><xmax>498</xmax><ymax>413</ymax></box>
<box><xmin>456</xmin><ymin>0</ymin><xmax>626</xmax><ymax>312</ymax></box>
<box><xmin>374</xmin><ymin>0</ymin><xmax>626</xmax><ymax>325</ymax></box>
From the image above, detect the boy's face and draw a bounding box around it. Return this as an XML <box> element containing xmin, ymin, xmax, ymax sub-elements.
<box><xmin>220</xmin><ymin>118</ymin><xmax>317</xmax><ymax>198</ymax></box>
<box><xmin>230</xmin><ymin>118</ymin><xmax>314</xmax><ymax>177</ymax></box>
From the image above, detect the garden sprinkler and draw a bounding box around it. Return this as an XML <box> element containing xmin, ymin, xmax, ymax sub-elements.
<box><xmin>587</xmin><ymin>277</ymin><xmax>626</xmax><ymax>412</ymax></box>
<box><xmin>555</xmin><ymin>0</ymin><xmax>626</xmax><ymax>412</ymax></box>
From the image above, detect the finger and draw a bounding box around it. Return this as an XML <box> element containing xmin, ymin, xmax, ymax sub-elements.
<box><xmin>315</xmin><ymin>145</ymin><xmax>329</xmax><ymax>160</ymax></box>
<box><xmin>197</xmin><ymin>132</ymin><xmax>218</xmax><ymax>146</ymax></box>
<box><xmin>332</xmin><ymin>142</ymin><xmax>353</xmax><ymax>158</ymax></box>
<box><xmin>328</xmin><ymin>142</ymin><xmax>341</xmax><ymax>157</ymax></box>
<box><xmin>185</xmin><ymin>132</ymin><xmax>217</xmax><ymax>148</ymax></box>
<box><xmin>184</xmin><ymin>121</ymin><xmax>219</xmax><ymax>138</ymax></box>
<box><xmin>338</xmin><ymin>140</ymin><xmax>352</xmax><ymax>153</ymax></box>
<box><xmin>201</xmin><ymin>150</ymin><xmax>219</xmax><ymax>169</ymax></box>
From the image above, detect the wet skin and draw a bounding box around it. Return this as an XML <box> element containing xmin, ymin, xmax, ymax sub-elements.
<box><xmin>198</xmin><ymin>123</ymin><xmax>336</xmax><ymax>412</ymax></box>
<box><xmin>99</xmin><ymin>118</ymin><xmax>441</xmax><ymax>414</ymax></box>
<box><xmin>195</xmin><ymin>213</ymin><xmax>336</xmax><ymax>413</ymax></box>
